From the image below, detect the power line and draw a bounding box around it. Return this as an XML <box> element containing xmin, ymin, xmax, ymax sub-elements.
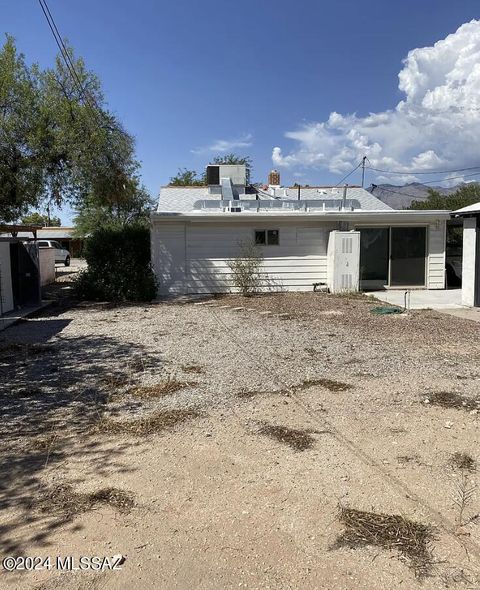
<box><xmin>334</xmin><ymin>161</ymin><xmax>362</xmax><ymax>187</ymax></box>
<box><xmin>366</xmin><ymin>164</ymin><xmax>480</xmax><ymax>176</ymax></box>
<box><xmin>38</xmin><ymin>0</ymin><xmax>113</xmax><ymax>131</ymax></box>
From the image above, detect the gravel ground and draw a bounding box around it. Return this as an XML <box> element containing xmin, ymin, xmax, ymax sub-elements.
<box><xmin>1</xmin><ymin>290</ymin><xmax>480</xmax><ymax>589</ymax></box>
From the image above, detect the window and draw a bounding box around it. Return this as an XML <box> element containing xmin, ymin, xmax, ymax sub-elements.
<box><xmin>255</xmin><ymin>229</ymin><xmax>279</xmax><ymax>246</ymax></box>
<box><xmin>38</xmin><ymin>241</ymin><xmax>49</xmax><ymax>248</ymax></box>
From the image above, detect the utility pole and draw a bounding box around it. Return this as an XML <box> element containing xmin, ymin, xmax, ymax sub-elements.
<box><xmin>361</xmin><ymin>155</ymin><xmax>367</xmax><ymax>188</ymax></box>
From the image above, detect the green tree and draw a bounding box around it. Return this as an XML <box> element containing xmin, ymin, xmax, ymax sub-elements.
<box><xmin>0</xmin><ymin>36</ymin><xmax>44</xmax><ymax>222</ymax></box>
<box><xmin>73</xmin><ymin>182</ymin><xmax>153</xmax><ymax>235</ymax></box>
<box><xmin>21</xmin><ymin>211</ymin><xmax>61</xmax><ymax>226</ymax></box>
<box><xmin>0</xmin><ymin>36</ymin><xmax>142</xmax><ymax>223</ymax></box>
<box><xmin>169</xmin><ymin>168</ymin><xmax>204</xmax><ymax>186</ymax></box>
<box><xmin>409</xmin><ymin>184</ymin><xmax>480</xmax><ymax>211</ymax></box>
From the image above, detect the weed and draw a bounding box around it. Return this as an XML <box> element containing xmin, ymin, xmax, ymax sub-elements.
<box><xmin>333</xmin><ymin>506</ymin><xmax>434</xmax><ymax>577</ymax></box>
<box><xmin>450</xmin><ymin>452</ymin><xmax>476</xmax><ymax>472</ymax></box>
<box><xmin>95</xmin><ymin>409</ymin><xmax>201</xmax><ymax>436</ymax></box>
<box><xmin>453</xmin><ymin>473</ymin><xmax>476</xmax><ymax>529</ymax></box>
<box><xmin>428</xmin><ymin>391</ymin><xmax>479</xmax><ymax>411</ymax></box>
<box><xmin>257</xmin><ymin>422</ymin><xmax>315</xmax><ymax>452</ymax></box>
<box><xmin>182</xmin><ymin>365</ymin><xmax>205</xmax><ymax>375</ymax></box>
<box><xmin>36</xmin><ymin>484</ymin><xmax>134</xmax><ymax>518</ymax></box>
<box><xmin>297</xmin><ymin>378</ymin><xmax>352</xmax><ymax>393</ymax></box>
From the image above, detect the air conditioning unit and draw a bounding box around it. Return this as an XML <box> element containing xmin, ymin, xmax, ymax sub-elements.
<box><xmin>206</xmin><ymin>164</ymin><xmax>246</xmax><ymax>186</ymax></box>
<box><xmin>326</xmin><ymin>230</ymin><xmax>360</xmax><ymax>293</ymax></box>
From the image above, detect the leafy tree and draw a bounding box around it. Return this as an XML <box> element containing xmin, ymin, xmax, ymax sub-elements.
<box><xmin>21</xmin><ymin>211</ymin><xmax>61</xmax><ymax>226</ymax></box>
<box><xmin>0</xmin><ymin>36</ymin><xmax>44</xmax><ymax>222</ymax></box>
<box><xmin>73</xmin><ymin>182</ymin><xmax>153</xmax><ymax>235</ymax></box>
<box><xmin>409</xmin><ymin>184</ymin><xmax>480</xmax><ymax>211</ymax></box>
<box><xmin>169</xmin><ymin>168</ymin><xmax>204</xmax><ymax>186</ymax></box>
<box><xmin>0</xmin><ymin>36</ymin><xmax>142</xmax><ymax>223</ymax></box>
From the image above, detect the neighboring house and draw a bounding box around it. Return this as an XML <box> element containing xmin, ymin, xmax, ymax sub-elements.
<box><xmin>151</xmin><ymin>166</ymin><xmax>450</xmax><ymax>296</ymax></box>
<box><xmin>453</xmin><ymin>202</ymin><xmax>480</xmax><ymax>306</ymax></box>
<box><xmin>9</xmin><ymin>227</ymin><xmax>84</xmax><ymax>257</ymax></box>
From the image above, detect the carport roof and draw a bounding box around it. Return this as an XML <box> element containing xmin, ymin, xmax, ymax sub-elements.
<box><xmin>453</xmin><ymin>202</ymin><xmax>480</xmax><ymax>215</ymax></box>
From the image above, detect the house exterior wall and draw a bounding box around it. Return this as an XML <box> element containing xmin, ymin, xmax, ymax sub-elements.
<box><xmin>152</xmin><ymin>217</ymin><xmax>447</xmax><ymax>296</ymax></box>
<box><xmin>151</xmin><ymin>220</ymin><xmax>336</xmax><ymax>295</ymax></box>
<box><xmin>427</xmin><ymin>222</ymin><xmax>447</xmax><ymax>289</ymax></box>
<box><xmin>0</xmin><ymin>242</ymin><xmax>14</xmax><ymax>314</ymax></box>
<box><xmin>461</xmin><ymin>217</ymin><xmax>477</xmax><ymax>306</ymax></box>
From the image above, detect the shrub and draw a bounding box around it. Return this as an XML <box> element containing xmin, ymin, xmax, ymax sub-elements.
<box><xmin>227</xmin><ymin>241</ymin><xmax>264</xmax><ymax>296</ymax></box>
<box><xmin>74</xmin><ymin>225</ymin><xmax>157</xmax><ymax>302</ymax></box>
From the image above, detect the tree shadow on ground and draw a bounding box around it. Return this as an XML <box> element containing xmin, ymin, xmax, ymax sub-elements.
<box><xmin>0</xmin><ymin>315</ymin><xmax>164</xmax><ymax>554</ymax></box>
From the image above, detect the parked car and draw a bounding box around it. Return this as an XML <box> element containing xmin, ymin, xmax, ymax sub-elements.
<box><xmin>37</xmin><ymin>240</ymin><xmax>71</xmax><ymax>266</ymax></box>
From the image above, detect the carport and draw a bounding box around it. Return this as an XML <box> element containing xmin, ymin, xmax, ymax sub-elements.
<box><xmin>453</xmin><ymin>203</ymin><xmax>480</xmax><ymax>307</ymax></box>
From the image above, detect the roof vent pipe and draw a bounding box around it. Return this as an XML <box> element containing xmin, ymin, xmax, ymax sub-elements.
<box><xmin>342</xmin><ymin>184</ymin><xmax>348</xmax><ymax>210</ymax></box>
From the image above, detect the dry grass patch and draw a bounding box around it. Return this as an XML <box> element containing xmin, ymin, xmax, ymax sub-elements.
<box><xmin>102</xmin><ymin>374</ymin><xmax>132</xmax><ymax>390</ymax></box>
<box><xmin>257</xmin><ymin>422</ymin><xmax>315</xmax><ymax>452</ymax></box>
<box><xmin>450</xmin><ymin>452</ymin><xmax>476</xmax><ymax>472</ymax></box>
<box><xmin>298</xmin><ymin>378</ymin><xmax>353</xmax><ymax>393</ymax></box>
<box><xmin>127</xmin><ymin>378</ymin><xmax>195</xmax><ymax>399</ymax></box>
<box><xmin>182</xmin><ymin>365</ymin><xmax>205</xmax><ymax>374</ymax></box>
<box><xmin>36</xmin><ymin>484</ymin><xmax>134</xmax><ymax>518</ymax></box>
<box><xmin>334</xmin><ymin>506</ymin><xmax>434</xmax><ymax>577</ymax></box>
<box><xmin>95</xmin><ymin>409</ymin><xmax>201</xmax><ymax>436</ymax></box>
<box><xmin>428</xmin><ymin>391</ymin><xmax>479</xmax><ymax>411</ymax></box>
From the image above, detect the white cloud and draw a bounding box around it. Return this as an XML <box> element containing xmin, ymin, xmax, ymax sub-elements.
<box><xmin>192</xmin><ymin>134</ymin><xmax>253</xmax><ymax>154</ymax></box>
<box><xmin>272</xmin><ymin>20</ymin><xmax>480</xmax><ymax>182</ymax></box>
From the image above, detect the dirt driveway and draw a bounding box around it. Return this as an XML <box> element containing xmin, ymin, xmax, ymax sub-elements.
<box><xmin>1</xmin><ymin>291</ymin><xmax>480</xmax><ymax>589</ymax></box>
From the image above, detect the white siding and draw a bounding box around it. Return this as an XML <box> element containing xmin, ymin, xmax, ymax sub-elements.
<box><xmin>152</xmin><ymin>218</ymin><xmax>447</xmax><ymax>296</ymax></box>
<box><xmin>187</xmin><ymin>222</ymin><xmax>333</xmax><ymax>293</ymax></box>
<box><xmin>152</xmin><ymin>220</ymin><xmax>334</xmax><ymax>295</ymax></box>
<box><xmin>427</xmin><ymin>221</ymin><xmax>446</xmax><ymax>289</ymax></box>
<box><xmin>151</xmin><ymin>223</ymin><xmax>186</xmax><ymax>295</ymax></box>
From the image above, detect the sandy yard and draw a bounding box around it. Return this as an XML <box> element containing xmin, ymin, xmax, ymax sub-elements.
<box><xmin>1</xmin><ymin>285</ymin><xmax>480</xmax><ymax>589</ymax></box>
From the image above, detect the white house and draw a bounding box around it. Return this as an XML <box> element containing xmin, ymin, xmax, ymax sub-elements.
<box><xmin>454</xmin><ymin>202</ymin><xmax>480</xmax><ymax>306</ymax></box>
<box><xmin>151</xmin><ymin>166</ymin><xmax>450</xmax><ymax>296</ymax></box>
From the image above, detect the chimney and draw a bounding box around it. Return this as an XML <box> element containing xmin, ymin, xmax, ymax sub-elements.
<box><xmin>268</xmin><ymin>169</ymin><xmax>280</xmax><ymax>186</ymax></box>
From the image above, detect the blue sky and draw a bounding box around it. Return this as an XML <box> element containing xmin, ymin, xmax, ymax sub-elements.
<box><xmin>3</xmin><ymin>1</ymin><xmax>480</xmax><ymax>223</ymax></box>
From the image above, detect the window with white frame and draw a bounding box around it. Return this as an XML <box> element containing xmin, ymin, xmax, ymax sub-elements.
<box><xmin>255</xmin><ymin>229</ymin><xmax>279</xmax><ymax>245</ymax></box>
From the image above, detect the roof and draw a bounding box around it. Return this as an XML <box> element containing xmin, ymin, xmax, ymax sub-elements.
<box><xmin>454</xmin><ymin>202</ymin><xmax>480</xmax><ymax>215</ymax></box>
<box><xmin>1</xmin><ymin>227</ymin><xmax>78</xmax><ymax>239</ymax></box>
<box><xmin>156</xmin><ymin>185</ymin><xmax>393</xmax><ymax>215</ymax></box>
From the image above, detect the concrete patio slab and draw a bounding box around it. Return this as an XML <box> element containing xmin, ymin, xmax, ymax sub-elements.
<box><xmin>0</xmin><ymin>301</ymin><xmax>52</xmax><ymax>332</ymax></box>
<box><xmin>370</xmin><ymin>289</ymin><xmax>463</xmax><ymax>310</ymax></box>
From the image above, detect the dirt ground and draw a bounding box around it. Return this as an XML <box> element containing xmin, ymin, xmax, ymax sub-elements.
<box><xmin>1</xmin><ymin>281</ymin><xmax>480</xmax><ymax>589</ymax></box>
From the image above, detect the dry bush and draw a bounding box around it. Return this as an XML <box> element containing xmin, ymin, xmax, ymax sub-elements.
<box><xmin>334</xmin><ymin>506</ymin><xmax>434</xmax><ymax>577</ymax></box>
<box><xmin>227</xmin><ymin>242</ymin><xmax>264</xmax><ymax>297</ymax></box>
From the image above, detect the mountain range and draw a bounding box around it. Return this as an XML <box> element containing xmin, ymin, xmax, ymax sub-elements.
<box><xmin>366</xmin><ymin>182</ymin><xmax>459</xmax><ymax>209</ymax></box>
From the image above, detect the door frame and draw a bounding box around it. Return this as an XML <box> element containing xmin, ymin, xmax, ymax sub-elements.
<box><xmin>357</xmin><ymin>224</ymin><xmax>428</xmax><ymax>289</ymax></box>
